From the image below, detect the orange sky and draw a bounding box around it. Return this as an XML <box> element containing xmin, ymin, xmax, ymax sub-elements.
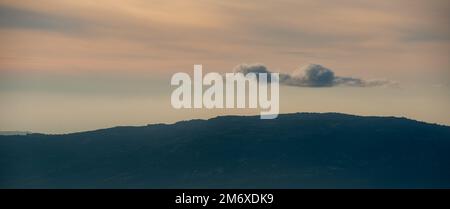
<box><xmin>0</xmin><ymin>0</ymin><xmax>448</xmax><ymax>78</ymax></box>
<box><xmin>0</xmin><ymin>0</ymin><xmax>449</xmax><ymax>133</ymax></box>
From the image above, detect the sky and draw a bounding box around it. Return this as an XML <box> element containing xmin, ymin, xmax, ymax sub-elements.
<box><xmin>0</xmin><ymin>0</ymin><xmax>449</xmax><ymax>133</ymax></box>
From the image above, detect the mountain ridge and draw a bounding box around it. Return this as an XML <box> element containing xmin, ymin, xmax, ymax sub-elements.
<box><xmin>18</xmin><ymin>112</ymin><xmax>449</xmax><ymax>137</ymax></box>
<box><xmin>1</xmin><ymin>112</ymin><xmax>449</xmax><ymax>188</ymax></box>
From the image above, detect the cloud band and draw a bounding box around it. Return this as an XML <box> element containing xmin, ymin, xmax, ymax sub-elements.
<box><xmin>234</xmin><ymin>63</ymin><xmax>396</xmax><ymax>88</ymax></box>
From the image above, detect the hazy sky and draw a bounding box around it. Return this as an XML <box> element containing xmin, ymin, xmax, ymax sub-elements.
<box><xmin>0</xmin><ymin>0</ymin><xmax>449</xmax><ymax>133</ymax></box>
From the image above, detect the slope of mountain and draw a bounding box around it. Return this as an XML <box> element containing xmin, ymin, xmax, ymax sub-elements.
<box><xmin>1</xmin><ymin>113</ymin><xmax>450</xmax><ymax>188</ymax></box>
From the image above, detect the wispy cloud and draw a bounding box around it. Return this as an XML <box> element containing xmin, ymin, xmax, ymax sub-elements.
<box><xmin>0</xmin><ymin>0</ymin><xmax>448</xmax><ymax>77</ymax></box>
<box><xmin>0</xmin><ymin>5</ymin><xmax>87</xmax><ymax>35</ymax></box>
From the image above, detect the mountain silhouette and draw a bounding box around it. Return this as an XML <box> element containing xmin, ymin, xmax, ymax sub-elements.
<box><xmin>1</xmin><ymin>113</ymin><xmax>449</xmax><ymax>188</ymax></box>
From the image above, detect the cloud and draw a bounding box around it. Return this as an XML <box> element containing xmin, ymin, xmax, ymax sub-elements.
<box><xmin>232</xmin><ymin>63</ymin><xmax>278</xmax><ymax>82</ymax></box>
<box><xmin>233</xmin><ymin>63</ymin><xmax>271</xmax><ymax>75</ymax></box>
<box><xmin>233</xmin><ymin>63</ymin><xmax>396</xmax><ymax>87</ymax></box>
<box><xmin>0</xmin><ymin>5</ymin><xmax>86</xmax><ymax>35</ymax></box>
<box><xmin>290</xmin><ymin>64</ymin><xmax>335</xmax><ymax>87</ymax></box>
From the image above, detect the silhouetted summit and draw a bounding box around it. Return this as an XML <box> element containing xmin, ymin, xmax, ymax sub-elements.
<box><xmin>1</xmin><ymin>113</ymin><xmax>449</xmax><ymax>188</ymax></box>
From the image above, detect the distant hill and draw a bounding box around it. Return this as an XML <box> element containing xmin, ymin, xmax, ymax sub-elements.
<box><xmin>0</xmin><ymin>131</ymin><xmax>31</xmax><ymax>136</ymax></box>
<box><xmin>1</xmin><ymin>113</ymin><xmax>449</xmax><ymax>188</ymax></box>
